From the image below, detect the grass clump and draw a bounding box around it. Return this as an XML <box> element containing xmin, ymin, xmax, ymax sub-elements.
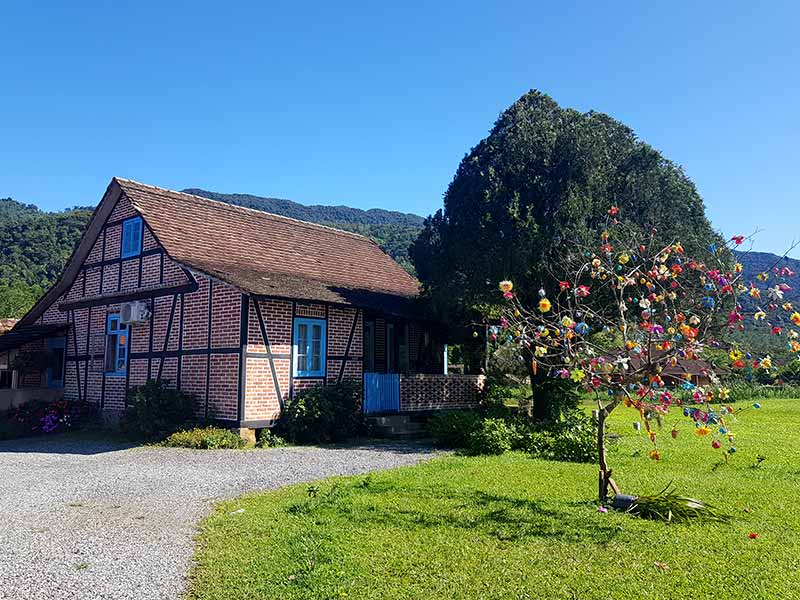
<box><xmin>162</xmin><ymin>426</ymin><xmax>246</xmax><ymax>449</ymax></box>
<box><xmin>625</xmin><ymin>482</ymin><xmax>730</xmax><ymax>523</ymax></box>
<box><xmin>256</xmin><ymin>429</ymin><xmax>287</xmax><ymax>448</ymax></box>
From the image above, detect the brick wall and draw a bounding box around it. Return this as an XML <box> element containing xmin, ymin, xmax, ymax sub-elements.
<box><xmin>243</xmin><ymin>298</ymin><xmax>292</xmax><ymax>422</ymax></box>
<box><xmin>240</xmin><ymin>303</ymin><xmax>366</xmax><ymax>421</ymax></box>
<box><xmin>399</xmin><ymin>374</ymin><xmax>485</xmax><ymax>412</ymax></box>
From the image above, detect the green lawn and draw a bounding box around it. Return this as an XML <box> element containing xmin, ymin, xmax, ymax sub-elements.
<box><xmin>188</xmin><ymin>399</ymin><xmax>800</xmax><ymax>600</ymax></box>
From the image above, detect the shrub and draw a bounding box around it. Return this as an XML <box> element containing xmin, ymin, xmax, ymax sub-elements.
<box><xmin>729</xmin><ymin>381</ymin><xmax>800</xmax><ymax>402</ymax></box>
<box><xmin>256</xmin><ymin>428</ymin><xmax>287</xmax><ymax>448</ymax></box>
<box><xmin>123</xmin><ymin>380</ymin><xmax>195</xmax><ymax>439</ymax></box>
<box><xmin>162</xmin><ymin>426</ymin><xmax>246</xmax><ymax>449</ymax></box>
<box><xmin>427</xmin><ymin>410</ymin><xmax>481</xmax><ymax>448</ymax></box>
<box><xmin>468</xmin><ymin>418</ymin><xmax>517</xmax><ymax>455</ymax></box>
<box><xmin>514</xmin><ymin>410</ymin><xmax>598</xmax><ymax>463</ymax></box>
<box><xmin>277</xmin><ymin>380</ymin><xmax>362</xmax><ymax>443</ymax></box>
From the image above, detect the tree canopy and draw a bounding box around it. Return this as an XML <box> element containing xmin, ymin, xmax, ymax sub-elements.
<box><xmin>411</xmin><ymin>90</ymin><xmax>719</xmax><ymax>325</ymax></box>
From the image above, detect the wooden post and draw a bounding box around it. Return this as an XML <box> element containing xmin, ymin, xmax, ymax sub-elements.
<box><xmin>597</xmin><ymin>407</ymin><xmax>609</xmax><ymax>502</ymax></box>
<box><xmin>596</xmin><ymin>406</ymin><xmax>620</xmax><ymax>502</ymax></box>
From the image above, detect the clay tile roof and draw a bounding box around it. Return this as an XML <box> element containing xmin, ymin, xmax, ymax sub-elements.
<box><xmin>114</xmin><ymin>179</ymin><xmax>421</xmax><ymax>315</ymax></box>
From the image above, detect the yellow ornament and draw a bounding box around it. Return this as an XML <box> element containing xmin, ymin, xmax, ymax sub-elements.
<box><xmin>570</xmin><ymin>369</ymin><xmax>586</xmax><ymax>382</ymax></box>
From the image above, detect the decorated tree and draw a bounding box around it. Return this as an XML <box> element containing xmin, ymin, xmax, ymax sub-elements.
<box><xmin>494</xmin><ymin>207</ymin><xmax>798</xmax><ymax>502</ymax></box>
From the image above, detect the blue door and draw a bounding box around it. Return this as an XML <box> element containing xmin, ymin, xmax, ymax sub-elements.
<box><xmin>46</xmin><ymin>337</ymin><xmax>66</xmax><ymax>389</ymax></box>
<box><xmin>363</xmin><ymin>373</ymin><xmax>400</xmax><ymax>414</ymax></box>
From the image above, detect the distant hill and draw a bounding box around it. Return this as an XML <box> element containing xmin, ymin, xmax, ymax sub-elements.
<box><xmin>736</xmin><ymin>251</ymin><xmax>800</xmax><ymax>307</ymax></box>
<box><xmin>182</xmin><ymin>188</ymin><xmax>425</xmax><ymax>227</ymax></box>
<box><xmin>0</xmin><ymin>190</ymin><xmax>427</xmax><ymax>318</ymax></box>
<box><xmin>3</xmin><ymin>186</ymin><xmax>800</xmax><ymax>330</ymax></box>
<box><xmin>183</xmin><ymin>188</ymin><xmax>425</xmax><ymax>272</ymax></box>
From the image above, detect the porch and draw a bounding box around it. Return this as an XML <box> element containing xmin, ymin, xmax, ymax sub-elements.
<box><xmin>363</xmin><ymin>373</ymin><xmax>486</xmax><ymax>414</ymax></box>
<box><xmin>360</xmin><ymin>312</ymin><xmax>485</xmax><ymax>414</ymax></box>
<box><xmin>0</xmin><ymin>324</ymin><xmax>68</xmax><ymax>412</ymax></box>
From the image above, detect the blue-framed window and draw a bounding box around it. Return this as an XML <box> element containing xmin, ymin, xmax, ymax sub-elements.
<box><xmin>121</xmin><ymin>216</ymin><xmax>143</xmax><ymax>258</ymax></box>
<box><xmin>293</xmin><ymin>318</ymin><xmax>326</xmax><ymax>377</ymax></box>
<box><xmin>105</xmin><ymin>314</ymin><xmax>129</xmax><ymax>376</ymax></box>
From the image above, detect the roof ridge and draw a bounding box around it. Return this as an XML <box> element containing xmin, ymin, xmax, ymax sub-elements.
<box><xmin>113</xmin><ymin>177</ymin><xmax>378</xmax><ymax>244</ymax></box>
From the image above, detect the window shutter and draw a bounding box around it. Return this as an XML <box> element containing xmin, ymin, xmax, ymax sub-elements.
<box><xmin>133</xmin><ymin>219</ymin><xmax>142</xmax><ymax>254</ymax></box>
<box><xmin>122</xmin><ymin>221</ymin><xmax>131</xmax><ymax>257</ymax></box>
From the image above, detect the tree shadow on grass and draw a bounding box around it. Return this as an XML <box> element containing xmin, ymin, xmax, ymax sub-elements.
<box><xmin>287</xmin><ymin>481</ymin><xmax>621</xmax><ymax>546</ymax></box>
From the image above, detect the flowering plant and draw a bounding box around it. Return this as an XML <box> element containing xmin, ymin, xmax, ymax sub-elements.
<box><xmin>6</xmin><ymin>398</ymin><xmax>95</xmax><ymax>437</ymax></box>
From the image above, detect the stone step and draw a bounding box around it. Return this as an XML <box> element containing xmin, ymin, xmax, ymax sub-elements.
<box><xmin>367</xmin><ymin>414</ymin><xmax>428</xmax><ymax>439</ymax></box>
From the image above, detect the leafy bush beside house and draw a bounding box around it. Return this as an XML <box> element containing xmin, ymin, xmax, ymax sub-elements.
<box><xmin>276</xmin><ymin>380</ymin><xmax>363</xmax><ymax>444</ymax></box>
<box><xmin>123</xmin><ymin>379</ymin><xmax>195</xmax><ymax>440</ymax></box>
<box><xmin>426</xmin><ymin>384</ymin><xmax>598</xmax><ymax>463</ymax></box>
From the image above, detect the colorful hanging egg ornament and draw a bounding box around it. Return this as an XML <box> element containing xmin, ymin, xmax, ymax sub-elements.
<box><xmin>538</xmin><ymin>298</ymin><xmax>552</xmax><ymax>313</ymax></box>
<box><xmin>498</xmin><ymin>280</ymin><xmax>513</xmax><ymax>293</ymax></box>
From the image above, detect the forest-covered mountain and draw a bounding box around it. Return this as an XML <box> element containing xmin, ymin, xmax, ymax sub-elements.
<box><xmin>1</xmin><ymin>188</ymin><xmax>798</xmax><ymax>329</ymax></box>
<box><xmin>182</xmin><ymin>188</ymin><xmax>424</xmax><ymax>227</ymax></box>
<box><xmin>0</xmin><ymin>190</ymin><xmax>425</xmax><ymax>318</ymax></box>
<box><xmin>182</xmin><ymin>188</ymin><xmax>423</xmax><ymax>273</ymax></box>
<box><xmin>0</xmin><ymin>198</ymin><xmax>94</xmax><ymax>319</ymax></box>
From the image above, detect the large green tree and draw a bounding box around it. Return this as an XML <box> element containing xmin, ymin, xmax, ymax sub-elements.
<box><xmin>411</xmin><ymin>90</ymin><xmax>720</xmax><ymax>418</ymax></box>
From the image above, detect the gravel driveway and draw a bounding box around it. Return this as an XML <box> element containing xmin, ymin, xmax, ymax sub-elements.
<box><xmin>0</xmin><ymin>435</ymin><xmax>437</xmax><ymax>600</ymax></box>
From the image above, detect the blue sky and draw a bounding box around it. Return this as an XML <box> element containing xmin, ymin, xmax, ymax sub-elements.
<box><xmin>1</xmin><ymin>1</ymin><xmax>798</xmax><ymax>254</ymax></box>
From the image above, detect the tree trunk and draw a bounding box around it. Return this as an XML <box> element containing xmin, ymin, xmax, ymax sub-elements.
<box><xmin>597</xmin><ymin>408</ymin><xmax>610</xmax><ymax>502</ymax></box>
<box><xmin>525</xmin><ymin>358</ymin><xmax>550</xmax><ymax>422</ymax></box>
<box><xmin>596</xmin><ymin>405</ymin><xmax>620</xmax><ymax>502</ymax></box>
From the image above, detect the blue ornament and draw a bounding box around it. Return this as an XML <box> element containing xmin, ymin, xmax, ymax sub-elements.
<box><xmin>753</xmin><ymin>402</ymin><xmax>761</xmax><ymax>409</ymax></box>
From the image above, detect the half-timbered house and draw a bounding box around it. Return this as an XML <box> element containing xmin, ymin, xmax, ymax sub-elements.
<box><xmin>0</xmin><ymin>179</ymin><xmax>484</xmax><ymax>433</ymax></box>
